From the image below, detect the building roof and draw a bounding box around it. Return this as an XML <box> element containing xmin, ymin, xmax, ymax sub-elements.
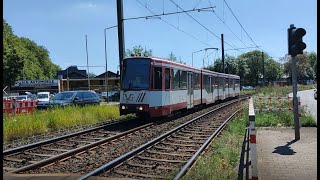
<box><xmin>95</xmin><ymin>71</ymin><xmax>120</xmax><ymax>78</ymax></box>
<box><xmin>56</xmin><ymin>66</ymin><xmax>87</xmax><ymax>79</ymax></box>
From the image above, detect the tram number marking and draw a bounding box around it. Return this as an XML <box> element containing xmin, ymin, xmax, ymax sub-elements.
<box><xmin>123</xmin><ymin>94</ymin><xmax>134</xmax><ymax>102</ymax></box>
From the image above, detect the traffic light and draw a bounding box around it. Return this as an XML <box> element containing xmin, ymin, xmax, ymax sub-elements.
<box><xmin>288</xmin><ymin>25</ymin><xmax>306</xmax><ymax>56</ymax></box>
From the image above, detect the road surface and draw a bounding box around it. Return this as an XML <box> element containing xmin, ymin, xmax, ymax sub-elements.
<box><xmin>289</xmin><ymin>89</ymin><xmax>317</xmax><ymax>124</ymax></box>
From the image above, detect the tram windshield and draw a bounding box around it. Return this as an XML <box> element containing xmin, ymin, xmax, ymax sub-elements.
<box><xmin>122</xmin><ymin>58</ymin><xmax>150</xmax><ymax>90</ymax></box>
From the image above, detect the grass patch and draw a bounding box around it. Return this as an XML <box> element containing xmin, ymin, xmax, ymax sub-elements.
<box><xmin>253</xmin><ymin>84</ymin><xmax>316</xmax><ymax>126</ymax></box>
<box><xmin>255</xmin><ymin>111</ymin><xmax>316</xmax><ymax>127</ymax></box>
<box><xmin>3</xmin><ymin>105</ymin><xmax>134</xmax><ymax>144</ymax></box>
<box><xmin>255</xmin><ymin>84</ymin><xmax>316</xmax><ymax>97</ymax></box>
<box><xmin>182</xmin><ymin>107</ymin><xmax>248</xmax><ymax>180</ymax></box>
<box><xmin>240</xmin><ymin>90</ymin><xmax>255</xmax><ymax>95</ymax></box>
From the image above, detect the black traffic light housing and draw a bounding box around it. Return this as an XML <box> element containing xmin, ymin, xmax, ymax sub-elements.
<box><xmin>288</xmin><ymin>24</ymin><xmax>306</xmax><ymax>56</ymax></box>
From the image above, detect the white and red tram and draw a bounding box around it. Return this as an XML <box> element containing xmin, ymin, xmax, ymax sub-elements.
<box><xmin>120</xmin><ymin>57</ymin><xmax>240</xmax><ymax>118</ymax></box>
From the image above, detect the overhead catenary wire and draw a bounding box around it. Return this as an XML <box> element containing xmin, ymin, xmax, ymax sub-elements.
<box><xmin>193</xmin><ymin>0</ymin><xmax>203</xmax><ymax>9</ymax></box>
<box><xmin>208</xmin><ymin>0</ymin><xmax>249</xmax><ymax>49</ymax></box>
<box><xmin>169</xmin><ymin>0</ymin><xmax>246</xmax><ymax>54</ymax></box>
<box><xmin>223</xmin><ymin>0</ymin><xmax>260</xmax><ymax>49</ymax></box>
<box><xmin>135</xmin><ymin>0</ymin><xmax>214</xmax><ymax>48</ymax></box>
<box><xmin>123</xmin><ymin>6</ymin><xmax>216</xmax><ymax>21</ymax></box>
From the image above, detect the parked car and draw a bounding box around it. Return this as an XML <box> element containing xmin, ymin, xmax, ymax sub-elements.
<box><xmin>100</xmin><ymin>91</ymin><xmax>118</xmax><ymax>101</ymax></box>
<box><xmin>37</xmin><ymin>92</ymin><xmax>50</xmax><ymax>102</ymax></box>
<box><xmin>37</xmin><ymin>91</ymin><xmax>100</xmax><ymax>110</ymax></box>
<box><xmin>109</xmin><ymin>91</ymin><xmax>120</xmax><ymax>102</ymax></box>
<box><xmin>242</xmin><ymin>86</ymin><xmax>255</xmax><ymax>90</ymax></box>
<box><xmin>15</xmin><ymin>94</ymin><xmax>37</xmax><ymax>101</ymax></box>
<box><xmin>314</xmin><ymin>89</ymin><xmax>317</xmax><ymax>100</ymax></box>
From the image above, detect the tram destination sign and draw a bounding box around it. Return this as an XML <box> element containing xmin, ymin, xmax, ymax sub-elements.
<box><xmin>13</xmin><ymin>79</ymin><xmax>58</xmax><ymax>87</ymax></box>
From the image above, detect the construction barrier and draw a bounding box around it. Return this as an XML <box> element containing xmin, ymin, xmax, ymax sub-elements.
<box><xmin>249</xmin><ymin>97</ymin><xmax>258</xmax><ymax>180</ymax></box>
<box><xmin>3</xmin><ymin>99</ymin><xmax>38</xmax><ymax>115</ymax></box>
<box><xmin>254</xmin><ymin>96</ymin><xmax>301</xmax><ymax>127</ymax></box>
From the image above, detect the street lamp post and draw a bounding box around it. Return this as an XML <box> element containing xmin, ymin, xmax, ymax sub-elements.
<box><xmin>104</xmin><ymin>25</ymin><xmax>117</xmax><ymax>103</ymax></box>
<box><xmin>192</xmin><ymin>48</ymin><xmax>218</xmax><ymax>67</ymax></box>
<box><xmin>85</xmin><ymin>35</ymin><xmax>90</xmax><ymax>90</ymax></box>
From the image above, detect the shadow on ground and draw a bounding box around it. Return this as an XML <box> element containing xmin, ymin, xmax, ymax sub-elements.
<box><xmin>272</xmin><ymin>139</ymin><xmax>297</xmax><ymax>155</ymax></box>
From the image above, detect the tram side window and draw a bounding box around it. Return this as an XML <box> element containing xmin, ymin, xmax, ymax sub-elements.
<box><xmin>180</xmin><ymin>71</ymin><xmax>187</xmax><ymax>89</ymax></box>
<box><xmin>211</xmin><ymin>77</ymin><xmax>214</xmax><ymax>93</ymax></box>
<box><xmin>235</xmin><ymin>79</ymin><xmax>240</xmax><ymax>89</ymax></box>
<box><xmin>216</xmin><ymin>77</ymin><xmax>219</xmax><ymax>89</ymax></box>
<box><xmin>221</xmin><ymin>78</ymin><xmax>225</xmax><ymax>91</ymax></box>
<box><xmin>153</xmin><ymin>67</ymin><xmax>162</xmax><ymax>90</ymax></box>
<box><xmin>173</xmin><ymin>69</ymin><xmax>180</xmax><ymax>90</ymax></box>
<box><xmin>194</xmin><ymin>73</ymin><xmax>199</xmax><ymax>89</ymax></box>
<box><xmin>165</xmin><ymin>68</ymin><xmax>170</xmax><ymax>90</ymax></box>
<box><xmin>203</xmin><ymin>75</ymin><xmax>210</xmax><ymax>93</ymax></box>
<box><xmin>232</xmin><ymin>79</ymin><xmax>235</xmax><ymax>90</ymax></box>
<box><xmin>225</xmin><ymin>78</ymin><xmax>228</xmax><ymax>88</ymax></box>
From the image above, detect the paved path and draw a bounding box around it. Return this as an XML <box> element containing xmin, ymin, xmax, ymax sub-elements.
<box><xmin>257</xmin><ymin>127</ymin><xmax>317</xmax><ymax>180</ymax></box>
<box><xmin>288</xmin><ymin>89</ymin><xmax>317</xmax><ymax>123</ymax></box>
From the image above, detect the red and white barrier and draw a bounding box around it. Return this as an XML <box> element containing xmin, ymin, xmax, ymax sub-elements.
<box><xmin>255</xmin><ymin>96</ymin><xmax>292</xmax><ymax>100</ymax></box>
<box><xmin>254</xmin><ymin>96</ymin><xmax>302</xmax><ymax>124</ymax></box>
<box><xmin>3</xmin><ymin>99</ymin><xmax>38</xmax><ymax>115</ymax></box>
<box><xmin>249</xmin><ymin>97</ymin><xmax>258</xmax><ymax>180</ymax></box>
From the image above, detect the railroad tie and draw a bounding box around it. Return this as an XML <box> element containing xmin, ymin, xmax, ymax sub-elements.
<box><xmin>137</xmin><ymin>155</ymin><xmax>187</xmax><ymax>163</ymax></box>
<box><xmin>126</xmin><ymin>162</ymin><xmax>177</xmax><ymax>170</ymax></box>
<box><xmin>146</xmin><ymin>150</ymin><xmax>192</xmax><ymax>157</ymax></box>
<box><xmin>114</xmin><ymin>170</ymin><xmax>164</xmax><ymax>179</ymax></box>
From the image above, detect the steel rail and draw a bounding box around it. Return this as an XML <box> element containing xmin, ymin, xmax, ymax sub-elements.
<box><xmin>8</xmin><ymin>122</ymin><xmax>153</xmax><ymax>174</ymax></box>
<box><xmin>174</xmin><ymin>108</ymin><xmax>241</xmax><ymax>179</ymax></box>
<box><xmin>78</xmin><ymin>98</ymin><xmax>245</xmax><ymax>180</ymax></box>
<box><xmin>3</xmin><ymin>118</ymin><xmax>133</xmax><ymax>156</ymax></box>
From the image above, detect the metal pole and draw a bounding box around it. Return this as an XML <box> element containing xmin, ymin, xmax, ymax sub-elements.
<box><xmin>104</xmin><ymin>29</ymin><xmax>109</xmax><ymax>103</ymax></box>
<box><xmin>192</xmin><ymin>53</ymin><xmax>194</xmax><ymax>67</ymax></box>
<box><xmin>221</xmin><ymin>34</ymin><xmax>225</xmax><ymax>73</ymax></box>
<box><xmin>117</xmin><ymin>0</ymin><xmax>125</xmax><ymax>89</ymax></box>
<box><xmin>85</xmin><ymin>35</ymin><xmax>90</xmax><ymax>90</ymax></box>
<box><xmin>291</xmin><ymin>55</ymin><xmax>300</xmax><ymax>140</ymax></box>
<box><xmin>262</xmin><ymin>51</ymin><xmax>265</xmax><ymax>86</ymax></box>
<box><xmin>67</xmin><ymin>68</ymin><xmax>69</xmax><ymax>91</ymax></box>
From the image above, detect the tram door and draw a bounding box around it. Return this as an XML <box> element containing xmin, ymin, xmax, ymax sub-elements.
<box><xmin>187</xmin><ymin>72</ymin><xmax>194</xmax><ymax>108</ymax></box>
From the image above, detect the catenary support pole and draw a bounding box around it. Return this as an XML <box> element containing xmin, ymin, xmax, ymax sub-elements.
<box><xmin>117</xmin><ymin>0</ymin><xmax>125</xmax><ymax>88</ymax></box>
<box><xmin>221</xmin><ymin>34</ymin><xmax>225</xmax><ymax>73</ymax></box>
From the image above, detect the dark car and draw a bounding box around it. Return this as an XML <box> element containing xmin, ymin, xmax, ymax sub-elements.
<box><xmin>37</xmin><ymin>91</ymin><xmax>100</xmax><ymax>110</ymax></box>
<box><xmin>100</xmin><ymin>91</ymin><xmax>118</xmax><ymax>101</ymax></box>
<box><xmin>314</xmin><ymin>89</ymin><xmax>317</xmax><ymax>100</ymax></box>
<box><xmin>109</xmin><ymin>91</ymin><xmax>120</xmax><ymax>102</ymax></box>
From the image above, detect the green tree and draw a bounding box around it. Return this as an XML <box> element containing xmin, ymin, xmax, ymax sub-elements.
<box><xmin>3</xmin><ymin>19</ymin><xmax>61</xmax><ymax>87</ymax></box>
<box><xmin>88</xmin><ymin>72</ymin><xmax>96</xmax><ymax>78</ymax></box>
<box><xmin>239</xmin><ymin>50</ymin><xmax>264</xmax><ymax>86</ymax></box>
<box><xmin>283</xmin><ymin>53</ymin><xmax>310</xmax><ymax>84</ymax></box>
<box><xmin>3</xmin><ymin>19</ymin><xmax>24</xmax><ymax>87</ymax></box>
<box><xmin>205</xmin><ymin>58</ymin><xmax>222</xmax><ymax>72</ymax></box>
<box><xmin>264</xmin><ymin>59</ymin><xmax>282</xmax><ymax>83</ymax></box>
<box><xmin>167</xmin><ymin>51</ymin><xmax>177</xmax><ymax>62</ymax></box>
<box><xmin>125</xmin><ymin>45</ymin><xmax>152</xmax><ymax>57</ymax></box>
<box><xmin>307</xmin><ymin>51</ymin><xmax>317</xmax><ymax>80</ymax></box>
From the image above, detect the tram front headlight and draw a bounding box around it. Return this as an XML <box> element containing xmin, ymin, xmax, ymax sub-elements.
<box><xmin>138</xmin><ymin>106</ymin><xmax>143</xmax><ymax>111</ymax></box>
<box><xmin>121</xmin><ymin>105</ymin><xmax>126</xmax><ymax>110</ymax></box>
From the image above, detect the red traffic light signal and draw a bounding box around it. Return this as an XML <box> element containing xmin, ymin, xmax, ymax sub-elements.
<box><xmin>288</xmin><ymin>26</ymin><xmax>306</xmax><ymax>56</ymax></box>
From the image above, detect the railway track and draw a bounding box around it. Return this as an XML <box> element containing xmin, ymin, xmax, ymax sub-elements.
<box><xmin>4</xmin><ymin>96</ymin><xmax>248</xmax><ymax>178</ymax></box>
<box><xmin>78</xmin><ymin>97</ymin><xmax>245</xmax><ymax>179</ymax></box>
<box><xmin>3</xmin><ymin>118</ymin><xmax>148</xmax><ymax>174</ymax></box>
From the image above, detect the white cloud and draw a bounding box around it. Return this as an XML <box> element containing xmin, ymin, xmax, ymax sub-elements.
<box><xmin>73</xmin><ymin>2</ymin><xmax>98</xmax><ymax>9</ymax></box>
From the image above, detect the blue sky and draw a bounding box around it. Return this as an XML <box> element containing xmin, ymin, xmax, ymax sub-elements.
<box><xmin>4</xmin><ymin>0</ymin><xmax>317</xmax><ymax>75</ymax></box>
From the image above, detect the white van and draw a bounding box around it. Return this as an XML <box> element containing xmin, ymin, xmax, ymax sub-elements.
<box><xmin>37</xmin><ymin>92</ymin><xmax>50</xmax><ymax>102</ymax></box>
